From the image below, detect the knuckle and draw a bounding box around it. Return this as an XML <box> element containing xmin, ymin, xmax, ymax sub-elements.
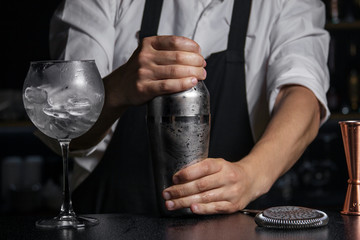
<box><xmin>135</xmin><ymin>81</ymin><xmax>146</xmax><ymax>95</ymax></box>
<box><xmin>228</xmin><ymin>171</ymin><xmax>239</xmax><ymax>183</ymax></box>
<box><xmin>178</xmin><ymin>80</ymin><xmax>188</xmax><ymax>91</ymax></box>
<box><xmin>216</xmin><ymin>203</ymin><xmax>235</xmax><ymax>214</ymax></box>
<box><xmin>187</xmin><ymin>40</ymin><xmax>200</xmax><ymax>53</ymax></box>
<box><xmin>186</xmin><ymin>67</ymin><xmax>194</xmax><ymax>76</ymax></box>
<box><xmin>227</xmin><ymin>168</ymin><xmax>240</xmax><ymax>183</ymax></box>
<box><xmin>174</xmin><ymin>51</ymin><xmax>184</xmax><ymax>63</ymax></box>
<box><xmin>196</xmin><ymin>179</ymin><xmax>208</xmax><ymax>192</ymax></box>
<box><xmin>175</xmin><ymin>189</ymin><xmax>185</xmax><ymax>198</ymax></box>
<box><xmin>194</xmin><ymin>54</ymin><xmax>203</xmax><ymax>65</ymax></box>
<box><xmin>167</xmin><ymin>186</ymin><xmax>184</xmax><ymax>199</ymax></box>
<box><xmin>213</xmin><ymin>205</ymin><xmax>223</xmax><ymax>213</ymax></box>
<box><xmin>193</xmin><ymin>43</ymin><xmax>201</xmax><ymax>53</ymax></box>
<box><xmin>141</xmin><ymin>36</ymin><xmax>153</xmax><ymax>46</ymax></box>
<box><xmin>200</xmin><ymin>192</ymin><xmax>212</xmax><ymax>203</ymax></box>
<box><xmin>158</xmin><ymin>81</ymin><xmax>171</xmax><ymax>93</ymax></box>
<box><xmin>169</xmin><ymin>65</ymin><xmax>178</xmax><ymax>77</ymax></box>
<box><xmin>226</xmin><ymin>203</ymin><xmax>237</xmax><ymax>213</ymax></box>
<box><xmin>233</xmin><ymin>183</ymin><xmax>243</xmax><ymax>195</ymax></box>
<box><xmin>138</xmin><ymin>51</ymin><xmax>151</xmax><ymax>64</ymax></box>
<box><xmin>213</xmin><ymin>203</ymin><xmax>228</xmax><ymax>214</ymax></box>
<box><xmin>137</xmin><ymin>67</ymin><xmax>149</xmax><ymax>80</ymax></box>
<box><xmin>177</xmin><ymin>186</ymin><xmax>188</xmax><ymax>197</ymax></box>
<box><xmin>168</xmin><ymin>36</ymin><xmax>181</xmax><ymax>47</ymax></box>
<box><xmin>197</xmin><ymin>67</ymin><xmax>206</xmax><ymax>79</ymax></box>
<box><xmin>201</xmin><ymin>161</ymin><xmax>212</xmax><ymax>175</ymax></box>
<box><xmin>176</xmin><ymin>198</ymin><xmax>187</xmax><ymax>208</ymax></box>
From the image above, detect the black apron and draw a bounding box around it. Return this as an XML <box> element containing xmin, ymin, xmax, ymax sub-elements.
<box><xmin>72</xmin><ymin>0</ymin><xmax>254</xmax><ymax>216</ymax></box>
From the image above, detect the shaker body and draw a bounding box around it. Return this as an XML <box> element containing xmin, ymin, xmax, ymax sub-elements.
<box><xmin>147</xmin><ymin>81</ymin><xmax>210</xmax><ymax>216</ymax></box>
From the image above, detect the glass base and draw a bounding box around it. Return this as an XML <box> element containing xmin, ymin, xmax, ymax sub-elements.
<box><xmin>36</xmin><ymin>215</ymin><xmax>99</xmax><ymax>229</ymax></box>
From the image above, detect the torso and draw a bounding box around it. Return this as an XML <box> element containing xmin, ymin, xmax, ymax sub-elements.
<box><xmin>72</xmin><ymin>0</ymin><xmax>254</xmax><ymax>215</ymax></box>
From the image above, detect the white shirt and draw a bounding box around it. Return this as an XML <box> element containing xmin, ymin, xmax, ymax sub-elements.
<box><xmin>49</xmin><ymin>0</ymin><xmax>330</xmax><ymax>186</ymax></box>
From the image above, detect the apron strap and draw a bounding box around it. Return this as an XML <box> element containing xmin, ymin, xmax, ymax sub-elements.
<box><xmin>139</xmin><ymin>0</ymin><xmax>164</xmax><ymax>40</ymax></box>
<box><xmin>228</xmin><ymin>0</ymin><xmax>252</xmax><ymax>51</ymax></box>
<box><xmin>227</xmin><ymin>0</ymin><xmax>252</xmax><ymax>62</ymax></box>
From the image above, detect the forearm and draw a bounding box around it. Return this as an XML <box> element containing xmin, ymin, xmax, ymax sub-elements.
<box><xmin>238</xmin><ymin>85</ymin><xmax>321</xmax><ymax>197</ymax></box>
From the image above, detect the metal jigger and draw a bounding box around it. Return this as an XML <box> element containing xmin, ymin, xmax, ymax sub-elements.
<box><xmin>339</xmin><ymin>120</ymin><xmax>360</xmax><ymax>215</ymax></box>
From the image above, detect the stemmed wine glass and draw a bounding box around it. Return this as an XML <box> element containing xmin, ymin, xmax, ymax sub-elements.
<box><xmin>22</xmin><ymin>60</ymin><xmax>105</xmax><ymax>229</ymax></box>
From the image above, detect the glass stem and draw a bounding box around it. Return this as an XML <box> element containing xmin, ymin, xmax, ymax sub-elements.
<box><xmin>58</xmin><ymin>139</ymin><xmax>75</xmax><ymax>217</ymax></box>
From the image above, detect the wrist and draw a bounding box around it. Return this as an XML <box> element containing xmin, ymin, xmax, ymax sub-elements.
<box><xmin>235</xmin><ymin>152</ymin><xmax>278</xmax><ymax>200</ymax></box>
<box><xmin>103</xmin><ymin>70</ymin><xmax>127</xmax><ymax>112</ymax></box>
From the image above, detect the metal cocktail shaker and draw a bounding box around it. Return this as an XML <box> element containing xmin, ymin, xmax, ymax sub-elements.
<box><xmin>147</xmin><ymin>81</ymin><xmax>211</xmax><ymax>216</ymax></box>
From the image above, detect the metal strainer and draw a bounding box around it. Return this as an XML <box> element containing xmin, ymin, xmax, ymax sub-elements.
<box><xmin>253</xmin><ymin>206</ymin><xmax>329</xmax><ymax>229</ymax></box>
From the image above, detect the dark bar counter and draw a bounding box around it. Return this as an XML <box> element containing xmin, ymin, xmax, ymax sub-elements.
<box><xmin>1</xmin><ymin>210</ymin><xmax>358</xmax><ymax>240</ymax></box>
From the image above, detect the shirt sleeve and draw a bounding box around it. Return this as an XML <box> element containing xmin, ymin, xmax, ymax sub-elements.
<box><xmin>266</xmin><ymin>0</ymin><xmax>330</xmax><ymax>125</ymax></box>
<box><xmin>49</xmin><ymin>0</ymin><xmax>119</xmax><ymax>77</ymax></box>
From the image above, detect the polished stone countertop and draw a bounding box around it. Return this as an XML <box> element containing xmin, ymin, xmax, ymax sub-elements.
<box><xmin>1</xmin><ymin>210</ymin><xmax>358</xmax><ymax>240</ymax></box>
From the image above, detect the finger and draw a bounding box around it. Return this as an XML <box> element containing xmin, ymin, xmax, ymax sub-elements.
<box><xmin>163</xmin><ymin>174</ymin><xmax>223</xmax><ymax>200</ymax></box>
<box><xmin>165</xmin><ymin>188</ymin><xmax>223</xmax><ymax>211</ymax></box>
<box><xmin>146</xmin><ymin>77</ymin><xmax>199</xmax><ymax>96</ymax></box>
<box><xmin>153</xmin><ymin>51</ymin><xmax>206</xmax><ymax>67</ymax></box>
<box><xmin>173</xmin><ymin>159</ymin><xmax>222</xmax><ymax>184</ymax></box>
<box><xmin>190</xmin><ymin>201</ymin><xmax>238</xmax><ymax>215</ymax></box>
<box><xmin>153</xmin><ymin>65</ymin><xmax>206</xmax><ymax>80</ymax></box>
<box><xmin>147</xmin><ymin>36</ymin><xmax>201</xmax><ymax>53</ymax></box>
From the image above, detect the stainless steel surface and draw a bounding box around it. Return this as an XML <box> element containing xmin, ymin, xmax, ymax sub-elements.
<box><xmin>339</xmin><ymin>120</ymin><xmax>360</xmax><ymax>215</ymax></box>
<box><xmin>147</xmin><ymin>81</ymin><xmax>210</xmax><ymax>216</ymax></box>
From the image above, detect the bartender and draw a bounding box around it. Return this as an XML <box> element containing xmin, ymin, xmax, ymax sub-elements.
<box><xmin>45</xmin><ymin>0</ymin><xmax>330</xmax><ymax>216</ymax></box>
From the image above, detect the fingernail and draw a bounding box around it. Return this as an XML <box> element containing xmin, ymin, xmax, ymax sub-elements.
<box><xmin>203</xmin><ymin>69</ymin><xmax>207</xmax><ymax>79</ymax></box>
<box><xmin>166</xmin><ymin>201</ymin><xmax>175</xmax><ymax>210</ymax></box>
<box><xmin>163</xmin><ymin>191</ymin><xmax>171</xmax><ymax>200</ymax></box>
<box><xmin>203</xmin><ymin>60</ymin><xmax>207</xmax><ymax>67</ymax></box>
<box><xmin>191</xmin><ymin>77</ymin><xmax>198</xmax><ymax>85</ymax></box>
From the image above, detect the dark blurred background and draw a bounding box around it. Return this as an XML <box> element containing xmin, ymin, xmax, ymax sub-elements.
<box><xmin>2</xmin><ymin>1</ymin><xmax>62</xmax><ymax>90</ymax></box>
<box><xmin>0</xmin><ymin>0</ymin><xmax>358</xmax><ymax>215</ymax></box>
<box><xmin>1</xmin><ymin>0</ymin><xmax>63</xmax><ymax>215</ymax></box>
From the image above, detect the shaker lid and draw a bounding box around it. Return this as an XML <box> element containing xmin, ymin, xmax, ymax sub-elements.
<box><xmin>147</xmin><ymin>81</ymin><xmax>210</xmax><ymax>117</ymax></box>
